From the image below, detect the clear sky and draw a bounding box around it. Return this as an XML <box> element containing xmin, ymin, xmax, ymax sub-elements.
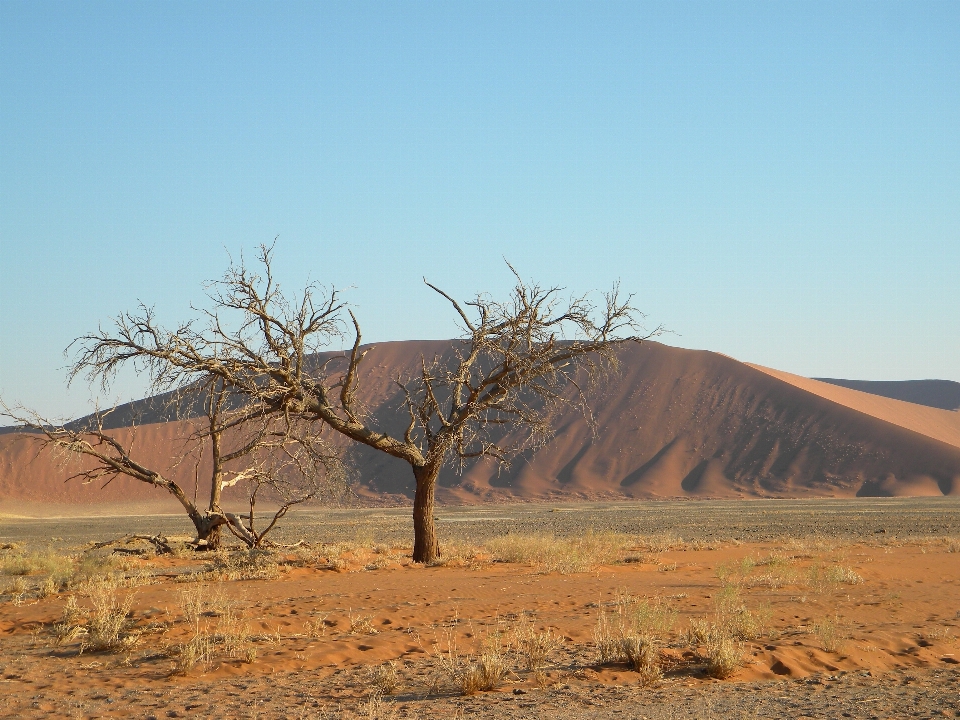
<box><xmin>1</xmin><ymin>1</ymin><xmax>958</xmax><ymax>420</ymax></box>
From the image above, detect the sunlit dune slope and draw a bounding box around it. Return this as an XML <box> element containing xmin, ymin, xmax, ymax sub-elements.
<box><xmin>747</xmin><ymin>365</ymin><xmax>960</xmax><ymax>450</ymax></box>
<box><xmin>814</xmin><ymin>377</ymin><xmax>960</xmax><ymax>411</ymax></box>
<box><xmin>2</xmin><ymin>341</ymin><xmax>959</xmax><ymax>510</ymax></box>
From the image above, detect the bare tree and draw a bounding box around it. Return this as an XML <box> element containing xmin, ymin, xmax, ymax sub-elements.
<box><xmin>1</xmin><ymin>380</ymin><xmax>346</xmax><ymax>549</ymax></box>
<box><xmin>63</xmin><ymin>245</ymin><xmax>657</xmax><ymax>562</ymax></box>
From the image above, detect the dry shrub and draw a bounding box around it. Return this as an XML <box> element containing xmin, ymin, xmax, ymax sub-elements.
<box><xmin>946</xmin><ymin>538</ymin><xmax>960</xmax><ymax>553</ymax></box>
<box><xmin>426</xmin><ymin>620</ymin><xmax>508</xmax><ymax>696</ymax></box>
<box><xmin>178</xmin><ymin>584</ymin><xmax>209</xmax><ymax>625</ymax></box>
<box><xmin>216</xmin><ymin>604</ymin><xmax>252</xmax><ymax>660</ymax></box>
<box><xmin>369</xmin><ymin>661</ymin><xmax>401</xmax><ymax>695</ymax></box>
<box><xmin>712</xmin><ymin>584</ymin><xmax>771</xmax><ymax>641</ymax></box>
<box><xmin>514</xmin><ymin>616</ymin><xmax>562</xmax><ymax>671</ymax></box>
<box><xmin>37</xmin><ymin>576</ymin><xmax>58</xmax><ymax>599</ymax></box>
<box><xmin>51</xmin><ymin>595</ymin><xmax>88</xmax><ymax>646</ymax></box>
<box><xmin>685</xmin><ymin>617</ymin><xmax>742</xmax><ymax>678</ymax></box>
<box><xmin>1</xmin><ymin>548</ymin><xmax>73</xmax><ymax>578</ymax></box>
<box><xmin>462</xmin><ymin>650</ymin><xmax>506</xmax><ymax>694</ymax></box>
<box><xmin>744</xmin><ymin>569</ymin><xmax>800</xmax><ymax>588</ymax></box>
<box><xmin>427</xmin><ymin>624</ymin><xmax>463</xmax><ymax>694</ymax></box>
<box><xmin>85</xmin><ymin>582</ymin><xmax>138</xmax><ymax>652</ymax></box>
<box><xmin>706</xmin><ymin>630</ymin><xmax>741</xmax><ymax>678</ymax></box>
<box><xmin>825</xmin><ymin>565</ymin><xmax>863</xmax><ymax>585</ymax></box>
<box><xmin>920</xmin><ymin>625</ymin><xmax>953</xmax><ymax>642</ymax></box>
<box><xmin>426</xmin><ymin>543</ymin><xmax>487</xmax><ymax>569</ymax></box>
<box><xmin>683</xmin><ymin>617</ymin><xmax>712</xmax><ymax>646</ymax></box>
<box><xmin>486</xmin><ymin>531</ymin><xmax>632</xmax><ymax>573</ymax></box>
<box><xmin>754</xmin><ymin>552</ymin><xmax>791</xmax><ymax>568</ymax></box>
<box><xmin>349</xmin><ymin>612</ymin><xmax>378</xmax><ymax>635</ymax></box>
<box><xmin>170</xmin><ymin>583</ymin><xmax>254</xmax><ymax>671</ymax></box>
<box><xmin>620</xmin><ymin>634</ymin><xmax>662</xmax><ymax>684</ymax></box>
<box><xmin>359</xmin><ymin>692</ymin><xmax>398</xmax><ymax>720</ymax></box>
<box><xmin>594</xmin><ymin>608</ymin><xmax>621</xmax><ymax>664</ymax></box>
<box><xmin>172</xmin><ymin>631</ymin><xmax>214</xmax><ymax>673</ymax></box>
<box><xmin>593</xmin><ymin>593</ymin><xmax>673</xmax><ymax>683</ymax></box>
<box><xmin>304</xmin><ymin>613</ymin><xmax>329</xmax><ymax>638</ymax></box>
<box><xmin>206</xmin><ymin>549</ymin><xmax>279</xmax><ymax>581</ymax></box>
<box><xmin>812</xmin><ymin>616</ymin><xmax>846</xmax><ymax>652</ymax></box>
<box><xmin>805</xmin><ymin>563</ymin><xmax>863</xmax><ymax>592</ymax></box>
<box><xmin>6</xmin><ymin>576</ymin><xmax>28</xmax><ymax>604</ymax></box>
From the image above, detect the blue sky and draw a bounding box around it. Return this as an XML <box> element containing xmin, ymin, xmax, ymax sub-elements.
<box><xmin>1</xmin><ymin>1</ymin><xmax>958</xmax><ymax>419</ymax></box>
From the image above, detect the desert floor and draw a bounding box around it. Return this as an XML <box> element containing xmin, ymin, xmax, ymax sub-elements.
<box><xmin>2</xmin><ymin>499</ymin><xmax>960</xmax><ymax>719</ymax></box>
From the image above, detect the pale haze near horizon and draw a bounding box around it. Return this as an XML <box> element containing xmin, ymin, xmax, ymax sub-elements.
<box><xmin>1</xmin><ymin>1</ymin><xmax>958</xmax><ymax>420</ymax></box>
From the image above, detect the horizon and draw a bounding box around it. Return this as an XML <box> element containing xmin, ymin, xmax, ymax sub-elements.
<box><xmin>2</xmin><ymin>1</ymin><xmax>958</xmax><ymax>418</ymax></box>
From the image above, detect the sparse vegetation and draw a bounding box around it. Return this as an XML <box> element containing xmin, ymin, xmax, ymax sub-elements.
<box><xmin>812</xmin><ymin>615</ymin><xmax>847</xmax><ymax>653</ymax></box>
<box><xmin>369</xmin><ymin>661</ymin><xmax>401</xmax><ymax>695</ymax></box>
<box><xmin>513</xmin><ymin>616</ymin><xmax>562</xmax><ymax>672</ymax></box>
<box><xmin>487</xmin><ymin>531</ymin><xmax>633</xmax><ymax>573</ymax></box>
<box><xmin>593</xmin><ymin>592</ymin><xmax>674</xmax><ymax>684</ymax></box>
<box><xmin>349</xmin><ymin>612</ymin><xmax>378</xmax><ymax>635</ymax></box>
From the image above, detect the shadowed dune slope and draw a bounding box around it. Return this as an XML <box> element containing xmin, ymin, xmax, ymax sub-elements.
<box><xmin>2</xmin><ymin>341</ymin><xmax>960</xmax><ymax>510</ymax></box>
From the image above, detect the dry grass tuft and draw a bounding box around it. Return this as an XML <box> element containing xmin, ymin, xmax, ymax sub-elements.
<box><xmin>461</xmin><ymin>650</ymin><xmax>507</xmax><ymax>694</ymax></box>
<box><xmin>812</xmin><ymin>615</ymin><xmax>847</xmax><ymax>653</ymax></box>
<box><xmin>84</xmin><ymin>582</ymin><xmax>138</xmax><ymax>653</ymax></box>
<box><xmin>486</xmin><ymin>531</ymin><xmax>633</xmax><ymax>574</ymax></box>
<box><xmin>172</xmin><ymin>631</ymin><xmax>214</xmax><ymax>673</ymax></box>
<box><xmin>304</xmin><ymin>613</ymin><xmax>329</xmax><ymax>638</ymax></box>
<box><xmin>513</xmin><ymin>616</ymin><xmax>562</xmax><ymax>672</ymax></box>
<box><xmin>684</xmin><ymin>617</ymin><xmax>742</xmax><ymax>678</ymax></box>
<box><xmin>620</xmin><ymin>634</ymin><xmax>662</xmax><ymax>684</ymax></box>
<box><xmin>349</xmin><ymin>612</ymin><xmax>378</xmax><ymax>635</ymax></box>
<box><xmin>168</xmin><ymin>582</ymin><xmax>254</xmax><ymax>672</ymax></box>
<box><xmin>369</xmin><ymin>661</ymin><xmax>401</xmax><ymax>695</ymax></box>
<box><xmin>206</xmin><ymin>549</ymin><xmax>280</xmax><ymax>581</ymax></box>
<box><xmin>705</xmin><ymin>629</ymin><xmax>741</xmax><ymax>678</ymax></box>
<box><xmin>593</xmin><ymin>592</ymin><xmax>673</xmax><ymax>683</ymax></box>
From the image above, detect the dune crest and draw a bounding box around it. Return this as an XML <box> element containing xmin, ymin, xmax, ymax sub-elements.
<box><xmin>3</xmin><ymin>341</ymin><xmax>960</xmax><ymax>509</ymax></box>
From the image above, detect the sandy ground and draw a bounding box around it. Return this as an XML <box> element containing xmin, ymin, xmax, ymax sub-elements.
<box><xmin>2</xmin><ymin>500</ymin><xmax>960</xmax><ymax>719</ymax></box>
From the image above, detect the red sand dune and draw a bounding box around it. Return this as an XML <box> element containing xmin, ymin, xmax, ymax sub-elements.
<box><xmin>2</xmin><ymin>341</ymin><xmax>959</xmax><ymax>513</ymax></box>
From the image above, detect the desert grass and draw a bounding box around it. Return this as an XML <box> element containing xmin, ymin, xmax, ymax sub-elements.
<box><xmin>806</xmin><ymin>562</ymin><xmax>864</xmax><ymax>593</ymax></box>
<box><xmin>680</xmin><ymin>579</ymin><xmax>775</xmax><ymax>678</ymax></box>
<box><xmin>461</xmin><ymin>629</ymin><xmax>507</xmax><ymax>695</ymax></box>
<box><xmin>513</xmin><ymin>615</ymin><xmax>562</xmax><ymax>672</ymax></box>
<box><xmin>424</xmin><ymin>542</ymin><xmax>488</xmax><ymax>570</ymax></box>
<box><xmin>349</xmin><ymin>611</ymin><xmax>379</xmax><ymax>635</ymax></box>
<box><xmin>85</xmin><ymin>581</ymin><xmax>138</xmax><ymax>652</ymax></box>
<box><xmin>593</xmin><ymin>592</ymin><xmax>674</xmax><ymax>684</ymax></box>
<box><xmin>683</xmin><ymin>616</ymin><xmax>742</xmax><ymax>678</ymax></box>
<box><xmin>812</xmin><ymin>615</ymin><xmax>847</xmax><ymax>653</ymax></box>
<box><xmin>369</xmin><ymin>661</ymin><xmax>401</xmax><ymax>695</ymax></box>
<box><xmin>0</xmin><ymin>547</ymin><xmax>73</xmax><ymax>578</ymax></box>
<box><xmin>205</xmin><ymin>548</ymin><xmax>280</xmax><ymax>581</ymax></box>
<box><xmin>169</xmin><ymin>582</ymin><xmax>255</xmax><ymax>672</ymax></box>
<box><xmin>304</xmin><ymin>612</ymin><xmax>330</xmax><ymax>638</ymax></box>
<box><xmin>47</xmin><ymin>579</ymin><xmax>139</xmax><ymax>654</ymax></box>
<box><xmin>486</xmin><ymin>531</ymin><xmax>635</xmax><ymax>574</ymax></box>
<box><xmin>424</xmin><ymin>619</ymin><xmax>511</xmax><ymax>696</ymax></box>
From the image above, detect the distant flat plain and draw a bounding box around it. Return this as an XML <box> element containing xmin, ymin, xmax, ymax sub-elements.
<box><xmin>4</xmin><ymin>497</ymin><xmax>960</xmax><ymax>550</ymax></box>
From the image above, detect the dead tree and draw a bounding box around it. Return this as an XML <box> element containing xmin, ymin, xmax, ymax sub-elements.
<box><xmin>1</xmin><ymin>380</ymin><xmax>345</xmax><ymax>549</ymax></box>
<box><xmin>62</xmin><ymin>245</ymin><xmax>656</xmax><ymax>563</ymax></box>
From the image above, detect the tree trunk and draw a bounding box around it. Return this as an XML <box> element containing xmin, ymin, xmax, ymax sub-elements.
<box><xmin>192</xmin><ymin>514</ymin><xmax>226</xmax><ymax>550</ymax></box>
<box><xmin>412</xmin><ymin>464</ymin><xmax>441</xmax><ymax>564</ymax></box>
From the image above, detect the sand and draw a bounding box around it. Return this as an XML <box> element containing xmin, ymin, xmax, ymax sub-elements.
<box><xmin>2</xmin><ymin>500</ymin><xmax>960</xmax><ymax>719</ymax></box>
<box><xmin>3</xmin><ymin>342</ymin><xmax>960</xmax><ymax>511</ymax></box>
